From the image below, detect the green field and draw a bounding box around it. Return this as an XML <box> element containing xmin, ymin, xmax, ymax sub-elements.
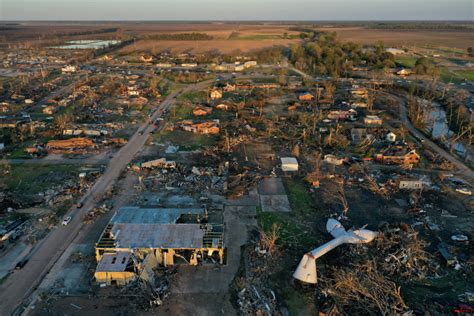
<box><xmin>395</xmin><ymin>56</ymin><xmax>418</xmax><ymax>68</ymax></box>
<box><xmin>176</xmin><ymin>90</ymin><xmax>208</xmax><ymax>103</ymax></box>
<box><xmin>455</xmin><ymin>70</ymin><xmax>474</xmax><ymax>81</ymax></box>
<box><xmin>1</xmin><ymin>164</ymin><xmax>80</xmax><ymax>198</ymax></box>
<box><xmin>439</xmin><ymin>68</ymin><xmax>473</xmax><ymax>83</ymax></box>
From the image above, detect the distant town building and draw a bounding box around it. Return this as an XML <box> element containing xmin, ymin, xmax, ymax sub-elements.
<box><xmin>298</xmin><ymin>92</ymin><xmax>315</xmax><ymax>101</ymax></box>
<box><xmin>193</xmin><ymin>106</ymin><xmax>213</xmax><ymax>116</ymax></box>
<box><xmin>281</xmin><ymin>157</ymin><xmax>299</xmax><ymax>171</ymax></box>
<box><xmin>386</xmin><ymin>48</ymin><xmax>405</xmax><ymax>55</ymax></box>
<box><xmin>351</xmin><ymin>128</ymin><xmax>368</xmax><ymax>145</ymax></box>
<box><xmin>61</xmin><ymin>65</ymin><xmax>78</xmax><ymax>73</ymax></box>
<box><xmin>399</xmin><ymin>178</ymin><xmax>423</xmax><ymax>190</ymax></box>
<box><xmin>364</xmin><ymin>115</ymin><xmax>383</xmax><ymax>126</ymax></box>
<box><xmin>42</xmin><ymin>105</ymin><xmax>56</xmax><ymax>115</ymax></box>
<box><xmin>179</xmin><ymin>120</ymin><xmax>220</xmax><ymax>135</ymax></box>
<box><xmin>386</xmin><ymin>132</ymin><xmax>397</xmax><ymax>142</ymax></box>
<box><xmin>328</xmin><ymin>109</ymin><xmax>357</xmax><ymax>121</ymax></box>
<box><xmin>209</xmin><ymin>89</ymin><xmax>223</xmax><ymax>100</ymax></box>
<box><xmin>140</xmin><ymin>55</ymin><xmax>153</xmax><ymax>63</ymax></box>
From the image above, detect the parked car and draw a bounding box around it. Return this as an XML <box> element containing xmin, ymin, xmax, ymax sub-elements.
<box><xmin>76</xmin><ymin>202</ymin><xmax>83</xmax><ymax>209</ymax></box>
<box><xmin>62</xmin><ymin>216</ymin><xmax>72</xmax><ymax>226</ymax></box>
<box><xmin>138</xmin><ymin>130</ymin><xmax>144</xmax><ymax>136</ymax></box>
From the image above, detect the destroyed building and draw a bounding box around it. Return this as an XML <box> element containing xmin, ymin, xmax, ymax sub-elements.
<box><xmin>364</xmin><ymin>115</ymin><xmax>383</xmax><ymax>126</ymax></box>
<box><xmin>178</xmin><ymin>120</ymin><xmax>220</xmax><ymax>134</ymax></box>
<box><xmin>192</xmin><ymin>105</ymin><xmax>213</xmax><ymax>116</ymax></box>
<box><xmin>375</xmin><ymin>149</ymin><xmax>420</xmax><ymax>165</ymax></box>
<box><xmin>351</xmin><ymin>128</ymin><xmax>368</xmax><ymax>145</ymax></box>
<box><xmin>46</xmin><ymin>137</ymin><xmax>97</xmax><ymax>152</ymax></box>
<box><xmin>95</xmin><ymin>206</ymin><xmax>224</xmax><ymax>286</ymax></box>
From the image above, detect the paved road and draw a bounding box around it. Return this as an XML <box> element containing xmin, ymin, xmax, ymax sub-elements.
<box><xmin>396</xmin><ymin>94</ymin><xmax>474</xmax><ymax>182</ymax></box>
<box><xmin>0</xmin><ymin>84</ymin><xmax>185</xmax><ymax>315</ymax></box>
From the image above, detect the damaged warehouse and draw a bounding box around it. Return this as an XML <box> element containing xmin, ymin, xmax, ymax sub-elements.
<box><xmin>95</xmin><ymin>206</ymin><xmax>224</xmax><ymax>286</ymax></box>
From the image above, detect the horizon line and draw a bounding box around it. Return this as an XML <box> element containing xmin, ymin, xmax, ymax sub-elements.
<box><xmin>1</xmin><ymin>19</ymin><xmax>473</xmax><ymax>23</ymax></box>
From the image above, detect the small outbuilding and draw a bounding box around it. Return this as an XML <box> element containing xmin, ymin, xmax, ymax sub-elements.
<box><xmin>386</xmin><ymin>132</ymin><xmax>397</xmax><ymax>142</ymax></box>
<box><xmin>281</xmin><ymin>157</ymin><xmax>299</xmax><ymax>172</ymax></box>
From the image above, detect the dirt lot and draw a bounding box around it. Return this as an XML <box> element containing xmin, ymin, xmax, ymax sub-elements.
<box><xmin>318</xmin><ymin>27</ymin><xmax>474</xmax><ymax>49</ymax></box>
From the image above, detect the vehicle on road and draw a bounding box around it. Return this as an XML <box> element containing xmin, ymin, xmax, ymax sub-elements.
<box><xmin>62</xmin><ymin>216</ymin><xmax>72</xmax><ymax>226</ymax></box>
<box><xmin>138</xmin><ymin>130</ymin><xmax>144</xmax><ymax>135</ymax></box>
<box><xmin>76</xmin><ymin>202</ymin><xmax>83</xmax><ymax>208</ymax></box>
<box><xmin>15</xmin><ymin>259</ymin><xmax>28</xmax><ymax>270</ymax></box>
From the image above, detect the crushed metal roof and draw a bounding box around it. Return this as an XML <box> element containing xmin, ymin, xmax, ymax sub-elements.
<box><xmin>96</xmin><ymin>251</ymin><xmax>131</xmax><ymax>272</ymax></box>
<box><xmin>112</xmin><ymin>223</ymin><xmax>204</xmax><ymax>249</ymax></box>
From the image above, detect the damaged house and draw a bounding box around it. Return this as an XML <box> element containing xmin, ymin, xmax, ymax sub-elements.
<box><xmin>351</xmin><ymin>128</ymin><xmax>368</xmax><ymax>145</ymax></box>
<box><xmin>178</xmin><ymin>120</ymin><xmax>220</xmax><ymax>135</ymax></box>
<box><xmin>209</xmin><ymin>89</ymin><xmax>223</xmax><ymax>100</ymax></box>
<box><xmin>375</xmin><ymin>148</ymin><xmax>420</xmax><ymax>165</ymax></box>
<box><xmin>192</xmin><ymin>105</ymin><xmax>213</xmax><ymax>116</ymax></box>
<box><xmin>328</xmin><ymin>109</ymin><xmax>357</xmax><ymax>121</ymax></box>
<box><xmin>95</xmin><ymin>206</ymin><xmax>224</xmax><ymax>286</ymax></box>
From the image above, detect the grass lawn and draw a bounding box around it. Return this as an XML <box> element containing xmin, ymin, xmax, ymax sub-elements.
<box><xmin>256</xmin><ymin>177</ymin><xmax>325</xmax><ymax>249</ymax></box>
<box><xmin>284</xmin><ymin>178</ymin><xmax>315</xmax><ymax>215</ymax></box>
<box><xmin>153</xmin><ymin>129</ymin><xmax>219</xmax><ymax>150</ymax></box>
<box><xmin>176</xmin><ymin>90</ymin><xmax>208</xmax><ymax>103</ymax></box>
<box><xmin>1</xmin><ymin>164</ymin><xmax>80</xmax><ymax>198</ymax></box>
<box><xmin>169</xmin><ymin>103</ymin><xmax>194</xmax><ymax>122</ymax></box>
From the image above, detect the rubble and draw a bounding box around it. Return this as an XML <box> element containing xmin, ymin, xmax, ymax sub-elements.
<box><xmin>118</xmin><ymin>268</ymin><xmax>174</xmax><ymax>311</ymax></box>
<box><xmin>317</xmin><ymin>224</ymin><xmax>437</xmax><ymax>315</ymax></box>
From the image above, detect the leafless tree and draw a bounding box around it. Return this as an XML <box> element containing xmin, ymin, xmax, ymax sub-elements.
<box><xmin>259</xmin><ymin>223</ymin><xmax>281</xmax><ymax>256</ymax></box>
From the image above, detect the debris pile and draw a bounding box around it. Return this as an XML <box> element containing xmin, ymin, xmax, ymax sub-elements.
<box><xmin>236</xmin><ymin>246</ymin><xmax>281</xmax><ymax>316</ymax></box>
<box><xmin>235</xmin><ymin>225</ymin><xmax>282</xmax><ymax>315</ymax></box>
<box><xmin>84</xmin><ymin>204</ymin><xmax>110</xmax><ymax>223</ymax></box>
<box><xmin>374</xmin><ymin>225</ymin><xmax>435</xmax><ymax>279</ymax></box>
<box><xmin>320</xmin><ymin>261</ymin><xmax>408</xmax><ymax>315</ymax></box>
<box><xmin>317</xmin><ymin>224</ymin><xmax>437</xmax><ymax>314</ymax></box>
<box><xmin>119</xmin><ymin>268</ymin><xmax>174</xmax><ymax>311</ymax></box>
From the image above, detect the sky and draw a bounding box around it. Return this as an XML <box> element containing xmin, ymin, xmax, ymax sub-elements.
<box><xmin>1</xmin><ymin>0</ymin><xmax>473</xmax><ymax>21</ymax></box>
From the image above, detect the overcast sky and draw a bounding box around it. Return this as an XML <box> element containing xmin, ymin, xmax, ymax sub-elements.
<box><xmin>1</xmin><ymin>0</ymin><xmax>473</xmax><ymax>21</ymax></box>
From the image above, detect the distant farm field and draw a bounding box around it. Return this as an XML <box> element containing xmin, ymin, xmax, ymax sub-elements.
<box><xmin>395</xmin><ymin>56</ymin><xmax>418</xmax><ymax>68</ymax></box>
<box><xmin>120</xmin><ymin>38</ymin><xmax>300</xmax><ymax>54</ymax></box>
<box><xmin>317</xmin><ymin>27</ymin><xmax>474</xmax><ymax>49</ymax></box>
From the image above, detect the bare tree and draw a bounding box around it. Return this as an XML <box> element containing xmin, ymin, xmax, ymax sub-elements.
<box><xmin>323</xmin><ymin>81</ymin><xmax>336</xmax><ymax>100</ymax></box>
<box><xmin>259</xmin><ymin>223</ymin><xmax>281</xmax><ymax>256</ymax></box>
<box><xmin>337</xmin><ymin>180</ymin><xmax>349</xmax><ymax>215</ymax></box>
